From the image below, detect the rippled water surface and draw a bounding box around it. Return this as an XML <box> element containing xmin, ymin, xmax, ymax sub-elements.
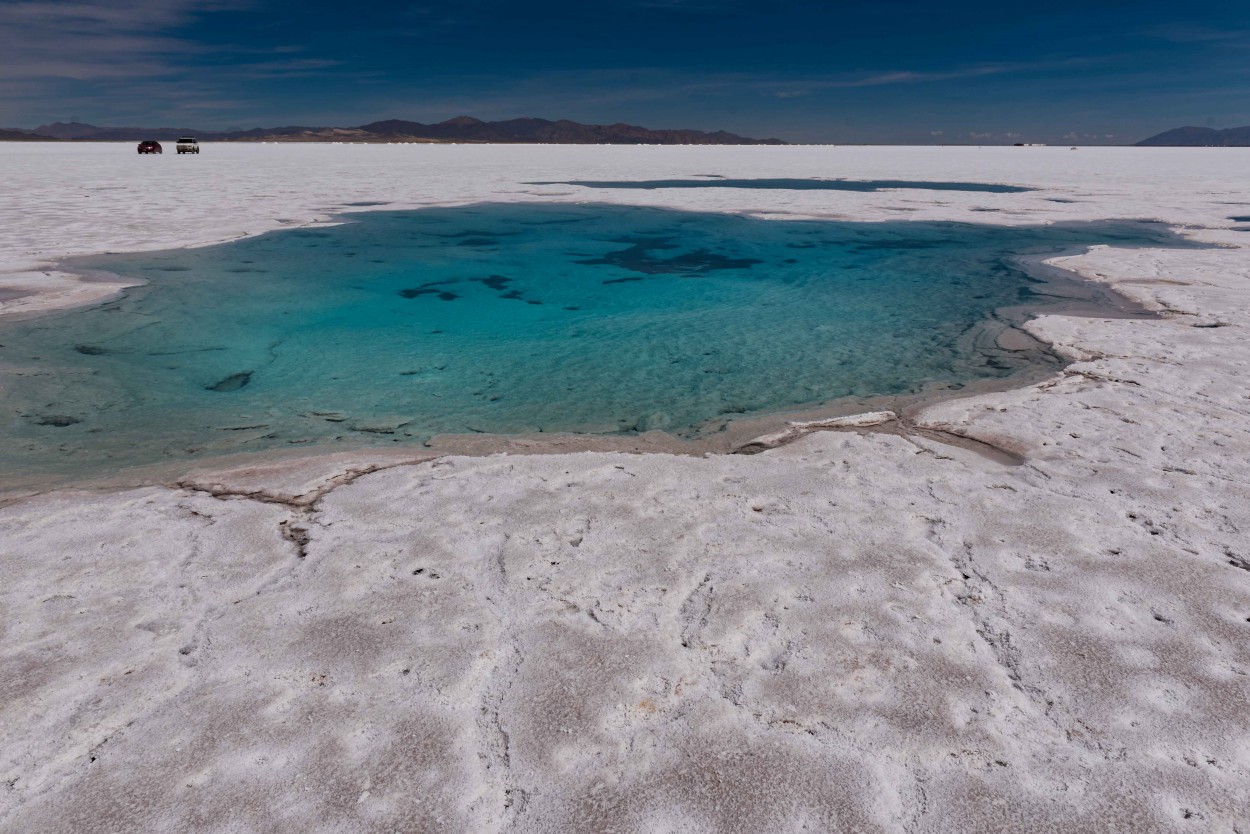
<box><xmin>0</xmin><ymin>204</ymin><xmax>1185</xmax><ymax>484</ymax></box>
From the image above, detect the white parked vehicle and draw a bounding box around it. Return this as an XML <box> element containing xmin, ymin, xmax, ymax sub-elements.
<box><xmin>176</xmin><ymin>137</ymin><xmax>200</xmax><ymax>154</ymax></box>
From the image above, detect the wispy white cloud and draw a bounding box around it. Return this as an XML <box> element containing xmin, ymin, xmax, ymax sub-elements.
<box><xmin>0</xmin><ymin>0</ymin><xmax>242</xmax><ymax>79</ymax></box>
<box><xmin>734</xmin><ymin>59</ymin><xmax>1094</xmax><ymax>96</ymax></box>
<box><xmin>333</xmin><ymin>58</ymin><xmax>1083</xmax><ymax>126</ymax></box>
<box><xmin>0</xmin><ymin>0</ymin><xmax>363</xmax><ymax>124</ymax></box>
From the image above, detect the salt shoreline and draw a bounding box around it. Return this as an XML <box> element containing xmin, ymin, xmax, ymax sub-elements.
<box><xmin>2</xmin><ymin>144</ymin><xmax>1248</xmax><ymax>832</ymax></box>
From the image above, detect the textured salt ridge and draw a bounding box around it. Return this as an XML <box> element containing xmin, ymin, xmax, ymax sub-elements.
<box><xmin>737</xmin><ymin>410</ymin><xmax>899</xmax><ymax>452</ymax></box>
<box><xmin>1</xmin><ymin>146</ymin><xmax>1249</xmax><ymax>832</ymax></box>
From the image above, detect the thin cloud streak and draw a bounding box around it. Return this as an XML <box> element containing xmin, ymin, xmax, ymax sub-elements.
<box><xmin>0</xmin><ymin>0</ymin><xmax>255</xmax><ymax>81</ymax></box>
<box><xmin>432</xmin><ymin>59</ymin><xmax>1096</xmax><ymax>109</ymax></box>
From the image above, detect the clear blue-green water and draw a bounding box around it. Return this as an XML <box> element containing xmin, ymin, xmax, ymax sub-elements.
<box><xmin>0</xmin><ymin>204</ymin><xmax>1186</xmax><ymax>485</ymax></box>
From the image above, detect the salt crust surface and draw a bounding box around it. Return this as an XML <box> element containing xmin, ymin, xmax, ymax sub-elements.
<box><xmin>1</xmin><ymin>144</ymin><xmax>1249</xmax><ymax>832</ymax></box>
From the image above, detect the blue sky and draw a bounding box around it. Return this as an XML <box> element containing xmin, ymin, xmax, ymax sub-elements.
<box><xmin>1</xmin><ymin>0</ymin><xmax>1247</xmax><ymax>142</ymax></box>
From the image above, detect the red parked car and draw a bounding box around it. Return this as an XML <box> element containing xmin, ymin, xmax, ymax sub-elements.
<box><xmin>137</xmin><ymin>140</ymin><xmax>162</xmax><ymax>154</ymax></box>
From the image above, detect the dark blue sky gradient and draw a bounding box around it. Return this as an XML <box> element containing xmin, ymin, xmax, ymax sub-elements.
<box><xmin>2</xmin><ymin>0</ymin><xmax>1247</xmax><ymax>142</ymax></box>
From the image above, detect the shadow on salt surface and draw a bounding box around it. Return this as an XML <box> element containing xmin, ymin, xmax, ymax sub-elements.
<box><xmin>526</xmin><ymin>178</ymin><xmax>1033</xmax><ymax>193</ymax></box>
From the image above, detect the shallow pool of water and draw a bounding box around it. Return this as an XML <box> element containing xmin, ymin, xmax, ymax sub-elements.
<box><xmin>530</xmin><ymin>178</ymin><xmax>1032</xmax><ymax>193</ymax></box>
<box><xmin>0</xmin><ymin>204</ymin><xmax>1187</xmax><ymax>485</ymax></box>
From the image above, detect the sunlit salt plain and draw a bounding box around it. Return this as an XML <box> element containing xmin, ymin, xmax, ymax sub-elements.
<box><xmin>1</xmin><ymin>143</ymin><xmax>1249</xmax><ymax>833</ymax></box>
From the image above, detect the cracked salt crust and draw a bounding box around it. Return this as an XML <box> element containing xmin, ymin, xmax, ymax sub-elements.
<box><xmin>1</xmin><ymin>144</ymin><xmax>1249</xmax><ymax>833</ymax></box>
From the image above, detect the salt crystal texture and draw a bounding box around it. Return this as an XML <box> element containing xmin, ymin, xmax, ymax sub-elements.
<box><xmin>1</xmin><ymin>144</ymin><xmax>1249</xmax><ymax>833</ymax></box>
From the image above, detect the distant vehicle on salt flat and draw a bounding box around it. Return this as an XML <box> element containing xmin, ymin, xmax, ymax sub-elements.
<box><xmin>137</xmin><ymin>140</ymin><xmax>162</xmax><ymax>154</ymax></box>
<box><xmin>176</xmin><ymin>137</ymin><xmax>200</xmax><ymax>154</ymax></box>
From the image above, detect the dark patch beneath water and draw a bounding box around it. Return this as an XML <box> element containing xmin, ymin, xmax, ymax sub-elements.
<box><xmin>32</xmin><ymin>414</ymin><xmax>81</xmax><ymax>427</ymax></box>
<box><xmin>399</xmin><ymin>283</ymin><xmax>461</xmax><ymax>301</ymax></box>
<box><xmin>428</xmin><ymin>229</ymin><xmax>523</xmax><ymax>239</ymax></box>
<box><xmin>528</xmin><ymin>178</ymin><xmax>1032</xmax><ymax>194</ymax></box>
<box><xmin>514</xmin><ymin>216</ymin><xmax>594</xmax><ymax>227</ymax></box>
<box><xmin>471</xmin><ymin>276</ymin><xmax>541</xmax><ymax>303</ymax></box>
<box><xmin>1230</xmin><ymin>216</ymin><xmax>1250</xmax><ymax>223</ymax></box>
<box><xmin>207</xmin><ymin>371</ymin><xmax>254</xmax><ymax>392</ymax></box>
<box><xmin>580</xmin><ymin>236</ymin><xmax>762</xmax><ymax>276</ymax></box>
<box><xmin>850</xmin><ymin>238</ymin><xmax>963</xmax><ymax>252</ymax></box>
<box><xmin>474</xmin><ymin>275</ymin><xmax>512</xmax><ymax>291</ymax></box>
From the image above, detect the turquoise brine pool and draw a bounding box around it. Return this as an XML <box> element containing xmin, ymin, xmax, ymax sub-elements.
<box><xmin>0</xmin><ymin>204</ymin><xmax>1186</xmax><ymax>484</ymax></box>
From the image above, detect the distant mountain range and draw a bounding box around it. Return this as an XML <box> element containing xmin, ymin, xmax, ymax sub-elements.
<box><xmin>22</xmin><ymin>120</ymin><xmax>1249</xmax><ymax>146</ymax></box>
<box><xmin>1</xmin><ymin>116</ymin><xmax>785</xmax><ymax>145</ymax></box>
<box><xmin>0</xmin><ymin>128</ymin><xmax>57</xmax><ymax>141</ymax></box>
<box><xmin>1136</xmin><ymin>126</ymin><xmax>1250</xmax><ymax>147</ymax></box>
